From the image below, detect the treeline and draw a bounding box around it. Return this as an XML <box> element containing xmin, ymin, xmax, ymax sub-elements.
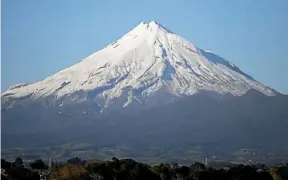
<box><xmin>1</xmin><ymin>157</ymin><xmax>288</xmax><ymax>180</ymax></box>
<box><xmin>1</xmin><ymin>158</ymin><xmax>40</xmax><ymax>180</ymax></box>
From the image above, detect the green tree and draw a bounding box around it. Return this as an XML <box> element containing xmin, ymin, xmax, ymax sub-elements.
<box><xmin>30</xmin><ymin>159</ymin><xmax>47</xmax><ymax>170</ymax></box>
<box><xmin>14</xmin><ymin>157</ymin><xmax>23</xmax><ymax>168</ymax></box>
<box><xmin>174</xmin><ymin>166</ymin><xmax>190</xmax><ymax>179</ymax></box>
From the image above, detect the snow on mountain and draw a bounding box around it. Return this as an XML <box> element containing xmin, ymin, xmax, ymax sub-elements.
<box><xmin>1</xmin><ymin>21</ymin><xmax>277</xmax><ymax>111</ymax></box>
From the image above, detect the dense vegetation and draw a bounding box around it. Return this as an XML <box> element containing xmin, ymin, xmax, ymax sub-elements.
<box><xmin>3</xmin><ymin>92</ymin><xmax>288</xmax><ymax>156</ymax></box>
<box><xmin>1</xmin><ymin>157</ymin><xmax>288</xmax><ymax>180</ymax></box>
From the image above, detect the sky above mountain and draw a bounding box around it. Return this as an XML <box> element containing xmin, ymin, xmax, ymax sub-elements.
<box><xmin>2</xmin><ymin>0</ymin><xmax>288</xmax><ymax>93</ymax></box>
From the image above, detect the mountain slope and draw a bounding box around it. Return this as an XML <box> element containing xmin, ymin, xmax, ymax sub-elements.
<box><xmin>2</xmin><ymin>91</ymin><xmax>288</xmax><ymax>163</ymax></box>
<box><xmin>1</xmin><ymin>21</ymin><xmax>277</xmax><ymax>113</ymax></box>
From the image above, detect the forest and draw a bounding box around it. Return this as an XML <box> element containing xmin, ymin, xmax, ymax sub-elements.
<box><xmin>1</xmin><ymin>157</ymin><xmax>288</xmax><ymax>180</ymax></box>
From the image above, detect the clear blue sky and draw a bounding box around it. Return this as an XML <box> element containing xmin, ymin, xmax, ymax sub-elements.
<box><xmin>2</xmin><ymin>0</ymin><xmax>288</xmax><ymax>93</ymax></box>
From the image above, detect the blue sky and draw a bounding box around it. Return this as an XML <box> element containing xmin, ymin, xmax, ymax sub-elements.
<box><xmin>2</xmin><ymin>0</ymin><xmax>288</xmax><ymax>93</ymax></box>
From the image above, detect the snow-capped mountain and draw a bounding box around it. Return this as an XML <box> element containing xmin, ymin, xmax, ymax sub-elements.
<box><xmin>1</xmin><ymin>21</ymin><xmax>277</xmax><ymax>112</ymax></box>
<box><xmin>2</xmin><ymin>21</ymin><xmax>288</xmax><ymax>160</ymax></box>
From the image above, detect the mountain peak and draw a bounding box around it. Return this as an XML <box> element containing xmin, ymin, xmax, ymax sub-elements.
<box><xmin>148</xmin><ymin>20</ymin><xmax>160</xmax><ymax>25</ymax></box>
<box><xmin>135</xmin><ymin>21</ymin><xmax>172</xmax><ymax>34</ymax></box>
<box><xmin>140</xmin><ymin>20</ymin><xmax>160</xmax><ymax>25</ymax></box>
